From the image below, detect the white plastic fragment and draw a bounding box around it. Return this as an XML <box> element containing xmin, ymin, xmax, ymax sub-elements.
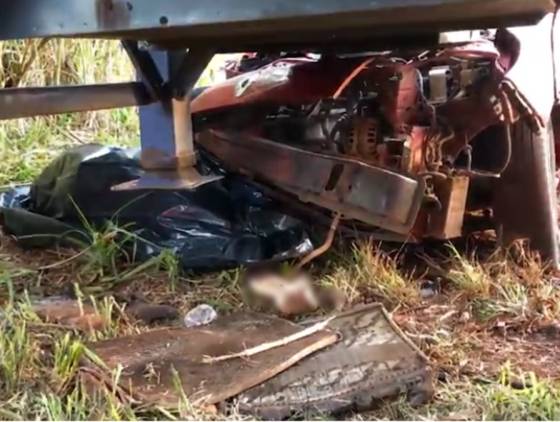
<box><xmin>184</xmin><ymin>304</ymin><xmax>218</xmax><ymax>328</ymax></box>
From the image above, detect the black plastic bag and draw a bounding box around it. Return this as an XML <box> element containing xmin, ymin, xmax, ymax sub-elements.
<box><xmin>0</xmin><ymin>144</ymin><xmax>313</xmax><ymax>271</ymax></box>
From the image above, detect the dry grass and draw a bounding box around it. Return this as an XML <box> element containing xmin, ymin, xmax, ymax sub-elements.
<box><xmin>322</xmin><ymin>240</ymin><xmax>420</xmax><ymax>308</ymax></box>
<box><xmin>0</xmin><ymin>39</ymin><xmax>140</xmax><ymax>185</ymax></box>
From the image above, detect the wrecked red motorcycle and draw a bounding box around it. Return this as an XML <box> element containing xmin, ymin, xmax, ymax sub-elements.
<box><xmin>1</xmin><ymin>1</ymin><xmax>559</xmax><ymax>266</ymax></box>
<box><xmin>192</xmin><ymin>16</ymin><xmax>560</xmax><ymax>266</ymax></box>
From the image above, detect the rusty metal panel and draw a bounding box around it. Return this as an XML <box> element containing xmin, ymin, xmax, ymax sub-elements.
<box><xmin>427</xmin><ymin>176</ymin><xmax>470</xmax><ymax>240</ymax></box>
<box><xmin>88</xmin><ymin>312</ymin><xmax>337</xmax><ymax>406</ymax></box>
<box><xmin>197</xmin><ymin>130</ymin><xmax>425</xmax><ymax>234</ymax></box>
<box><xmin>494</xmin><ymin>122</ymin><xmax>560</xmax><ymax>266</ymax></box>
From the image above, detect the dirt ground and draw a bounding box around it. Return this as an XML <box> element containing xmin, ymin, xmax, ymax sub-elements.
<box><xmin>2</xmin><ymin>227</ymin><xmax>560</xmax><ymax>420</ymax></box>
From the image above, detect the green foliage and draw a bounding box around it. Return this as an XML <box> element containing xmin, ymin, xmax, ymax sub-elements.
<box><xmin>488</xmin><ymin>365</ymin><xmax>560</xmax><ymax>420</ymax></box>
<box><xmin>157</xmin><ymin>249</ymin><xmax>181</xmax><ymax>292</ymax></box>
<box><xmin>445</xmin><ymin>244</ymin><xmax>491</xmax><ymax>297</ymax></box>
<box><xmin>52</xmin><ymin>334</ymin><xmax>85</xmax><ymax>391</ymax></box>
<box><xmin>0</xmin><ymin>312</ymin><xmax>35</xmax><ymax>394</ymax></box>
<box><xmin>0</xmin><ymin>40</ymin><xmax>139</xmax><ymax>185</ymax></box>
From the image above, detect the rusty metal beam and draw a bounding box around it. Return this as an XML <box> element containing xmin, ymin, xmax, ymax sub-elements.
<box><xmin>0</xmin><ymin>83</ymin><xmax>153</xmax><ymax>120</ymax></box>
<box><xmin>197</xmin><ymin>130</ymin><xmax>425</xmax><ymax>234</ymax></box>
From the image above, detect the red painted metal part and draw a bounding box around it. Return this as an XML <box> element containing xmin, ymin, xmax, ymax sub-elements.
<box><xmin>192</xmin><ymin>21</ymin><xmax>558</xmax><ymax>147</ymax></box>
<box><xmin>190</xmin><ymin>13</ymin><xmax>560</xmax><ymax>266</ymax></box>
<box><xmin>192</xmin><ymin>42</ymin><xmax>505</xmax><ymax>128</ymax></box>
<box><xmin>192</xmin><ymin>58</ymin><xmax>361</xmax><ymax>114</ymax></box>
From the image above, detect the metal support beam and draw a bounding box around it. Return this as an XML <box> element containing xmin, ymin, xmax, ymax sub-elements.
<box><xmin>0</xmin><ymin>0</ymin><xmax>552</xmax><ymax>49</ymax></box>
<box><xmin>170</xmin><ymin>48</ymin><xmax>216</xmax><ymax>98</ymax></box>
<box><xmin>113</xmin><ymin>48</ymin><xmax>221</xmax><ymax>191</ymax></box>
<box><xmin>198</xmin><ymin>129</ymin><xmax>425</xmax><ymax>234</ymax></box>
<box><xmin>0</xmin><ymin>83</ymin><xmax>152</xmax><ymax>120</ymax></box>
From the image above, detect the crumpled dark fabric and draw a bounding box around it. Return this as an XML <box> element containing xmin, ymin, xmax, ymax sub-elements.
<box><xmin>0</xmin><ymin>144</ymin><xmax>313</xmax><ymax>271</ymax></box>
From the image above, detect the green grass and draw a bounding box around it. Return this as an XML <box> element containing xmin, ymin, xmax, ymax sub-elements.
<box><xmin>3</xmin><ymin>227</ymin><xmax>560</xmax><ymax>420</ymax></box>
<box><xmin>367</xmin><ymin>362</ymin><xmax>560</xmax><ymax>421</ymax></box>
<box><xmin>0</xmin><ymin>41</ymin><xmax>234</xmax><ymax>186</ymax></box>
<box><xmin>322</xmin><ymin>240</ymin><xmax>420</xmax><ymax>307</ymax></box>
<box><xmin>0</xmin><ymin>313</ymin><xmax>35</xmax><ymax>395</ymax></box>
<box><xmin>52</xmin><ymin>333</ymin><xmax>86</xmax><ymax>392</ymax></box>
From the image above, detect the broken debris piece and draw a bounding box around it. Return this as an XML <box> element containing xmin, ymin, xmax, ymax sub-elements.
<box><xmin>121</xmin><ymin>292</ymin><xmax>179</xmax><ymax>324</ymax></box>
<box><xmin>126</xmin><ymin>301</ymin><xmax>179</xmax><ymax>325</ymax></box>
<box><xmin>238</xmin><ymin>304</ymin><xmax>433</xmax><ymax>419</ymax></box>
<box><xmin>84</xmin><ymin>303</ymin><xmax>431</xmax><ymax>418</ymax></box>
<box><xmin>33</xmin><ymin>297</ymin><xmax>106</xmax><ymax>332</ymax></box>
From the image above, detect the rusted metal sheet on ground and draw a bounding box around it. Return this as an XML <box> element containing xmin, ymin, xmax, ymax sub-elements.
<box><xmin>238</xmin><ymin>304</ymin><xmax>432</xmax><ymax>419</ymax></box>
<box><xmin>87</xmin><ymin>312</ymin><xmax>337</xmax><ymax>406</ymax></box>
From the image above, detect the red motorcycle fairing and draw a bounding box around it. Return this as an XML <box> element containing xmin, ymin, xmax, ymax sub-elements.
<box><xmin>192</xmin><ymin>44</ymin><xmax>503</xmax><ymax>125</ymax></box>
<box><xmin>191</xmin><ymin>57</ymin><xmax>364</xmax><ymax>114</ymax></box>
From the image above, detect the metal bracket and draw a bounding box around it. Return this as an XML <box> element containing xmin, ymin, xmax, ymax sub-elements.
<box><xmin>113</xmin><ymin>47</ymin><xmax>222</xmax><ymax>191</ymax></box>
<box><xmin>171</xmin><ymin>48</ymin><xmax>216</xmax><ymax>98</ymax></box>
<box><xmin>122</xmin><ymin>40</ymin><xmax>166</xmax><ymax>100</ymax></box>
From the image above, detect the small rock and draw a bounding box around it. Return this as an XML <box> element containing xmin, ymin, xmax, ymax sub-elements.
<box><xmin>420</xmin><ymin>279</ymin><xmax>440</xmax><ymax>299</ymax></box>
<box><xmin>126</xmin><ymin>302</ymin><xmax>179</xmax><ymax>325</ymax></box>
<box><xmin>509</xmin><ymin>376</ymin><xmax>532</xmax><ymax>390</ymax></box>
<box><xmin>420</xmin><ymin>287</ymin><xmax>435</xmax><ymax>299</ymax></box>
<box><xmin>184</xmin><ymin>304</ymin><xmax>218</xmax><ymax>328</ymax></box>
<box><xmin>459</xmin><ymin>311</ymin><xmax>471</xmax><ymax>323</ymax></box>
